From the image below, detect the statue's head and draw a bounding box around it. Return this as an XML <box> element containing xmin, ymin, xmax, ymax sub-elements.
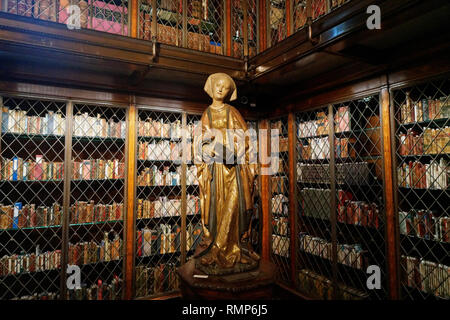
<box><xmin>204</xmin><ymin>73</ymin><xmax>237</xmax><ymax>103</ymax></box>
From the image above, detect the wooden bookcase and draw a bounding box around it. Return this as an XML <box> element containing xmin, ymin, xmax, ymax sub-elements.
<box><xmin>391</xmin><ymin>77</ymin><xmax>450</xmax><ymax>300</ymax></box>
<box><xmin>294</xmin><ymin>96</ymin><xmax>389</xmax><ymax>300</ymax></box>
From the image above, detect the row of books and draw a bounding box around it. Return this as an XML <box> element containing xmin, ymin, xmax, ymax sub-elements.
<box><xmin>0</xmin><ymin>202</ymin><xmax>62</xmax><ymax>230</ymax></box>
<box><xmin>271</xmin><ymin>175</ymin><xmax>288</xmax><ymax>195</ymax></box>
<box><xmin>300</xmin><ymin>188</ymin><xmax>380</xmax><ymax>228</ymax></box>
<box><xmin>402</xmin><ymin>255</ymin><xmax>449</xmax><ymax>298</ymax></box>
<box><xmin>0</xmin><ymin>234</ymin><xmax>122</xmax><ymax>276</ymax></box>
<box><xmin>68</xmin><ymin>234</ymin><xmax>122</xmax><ymax>266</ymax></box>
<box><xmin>136</xmin><ymin>195</ymin><xmax>200</xmax><ymax>219</ymax></box>
<box><xmin>399</xmin><ymin>210</ymin><xmax>449</xmax><ymax>243</ymax></box>
<box><xmin>338</xmin><ymin>198</ymin><xmax>380</xmax><ymax>229</ymax></box>
<box><xmin>298</xmin><ymin>106</ymin><xmax>351</xmax><ymax>138</ymax></box>
<box><xmin>272</xmin><ymin>234</ymin><xmax>290</xmax><ymax>258</ymax></box>
<box><xmin>10</xmin><ymin>292</ymin><xmax>59</xmax><ymax>300</ymax></box>
<box><xmin>138</xmin><ymin>118</ymin><xmax>182</xmax><ymax>140</ymax></box>
<box><xmin>135</xmin><ymin>263</ymin><xmax>179</xmax><ymax>297</ymax></box>
<box><xmin>399</xmin><ymin>94</ymin><xmax>449</xmax><ymax>124</ymax></box>
<box><xmin>2</xmin><ymin>107</ymin><xmax>65</xmax><ymax>135</ymax></box>
<box><xmin>138</xmin><ymin>140</ymin><xmax>182</xmax><ymax>161</ymax></box>
<box><xmin>299</xmin><ymin>233</ymin><xmax>365</xmax><ymax>270</ymax></box>
<box><xmin>137</xmin><ymin>166</ymin><xmax>181</xmax><ymax>186</ymax></box>
<box><xmin>0</xmin><ymin>248</ymin><xmax>61</xmax><ymax>276</ymax></box>
<box><xmin>72</xmin><ymin>159</ymin><xmax>125</xmax><ymax>180</ymax></box>
<box><xmin>298</xmin><ymin>268</ymin><xmax>368</xmax><ymax>300</ymax></box>
<box><xmin>70</xmin><ymin>201</ymin><xmax>124</xmax><ymax>224</ymax></box>
<box><xmin>73</xmin><ymin>112</ymin><xmax>126</xmax><ymax>139</ymax></box>
<box><xmin>299</xmin><ymin>137</ymin><xmax>356</xmax><ymax>160</ymax></box>
<box><xmin>68</xmin><ymin>277</ymin><xmax>122</xmax><ymax>300</ymax></box>
<box><xmin>397</xmin><ymin>159</ymin><xmax>448</xmax><ymax>189</ymax></box>
<box><xmin>398</xmin><ymin>127</ymin><xmax>450</xmax><ymax>155</ymax></box>
<box><xmin>136</xmin><ymin>222</ymin><xmax>202</xmax><ymax>257</ymax></box>
<box><xmin>1</xmin><ymin>156</ymin><xmax>63</xmax><ymax>181</ymax></box>
<box><xmin>297</xmin><ymin>162</ymin><xmax>371</xmax><ymax>185</ymax></box>
<box><xmin>271</xmin><ymin>194</ymin><xmax>288</xmax><ymax>215</ymax></box>
<box><xmin>272</xmin><ymin>216</ymin><xmax>289</xmax><ymax>237</ymax></box>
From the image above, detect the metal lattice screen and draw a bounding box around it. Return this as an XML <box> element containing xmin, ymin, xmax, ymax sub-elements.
<box><xmin>332</xmin><ymin>96</ymin><xmax>387</xmax><ymax>300</ymax></box>
<box><xmin>270</xmin><ymin>117</ymin><xmax>290</xmax><ymax>284</ymax></box>
<box><xmin>185</xmin><ymin>113</ymin><xmax>203</xmax><ymax>262</ymax></box>
<box><xmin>0</xmin><ymin>96</ymin><xmax>65</xmax><ymax>300</ymax></box>
<box><xmin>296</xmin><ymin>107</ymin><xmax>334</xmax><ymax>299</ymax></box>
<box><xmin>68</xmin><ymin>103</ymin><xmax>126</xmax><ymax>300</ymax></box>
<box><xmin>247</xmin><ymin>0</ymin><xmax>258</xmax><ymax>57</ymax></box>
<box><xmin>293</xmin><ymin>0</ymin><xmax>306</xmax><ymax>32</ymax></box>
<box><xmin>246</xmin><ymin>120</ymin><xmax>261</xmax><ymax>255</ymax></box>
<box><xmin>268</xmin><ymin>0</ymin><xmax>286</xmax><ymax>47</ymax></box>
<box><xmin>392</xmin><ymin>77</ymin><xmax>449</xmax><ymax>300</ymax></box>
<box><xmin>138</xmin><ymin>0</ymin><xmax>183</xmax><ymax>45</ymax></box>
<box><xmin>231</xmin><ymin>0</ymin><xmax>244</xmax><ymax>59</ymax></box>
<box><xmin>187</xmin><ymin>0</ymin><xmax>223</xmax><ymax>54</ymax></box>
<box><xmin>135</xmin><ymin>109</ymin><xmax>183</xmax><ymax>298</ymax></box>
<box><xmin>231</xmin><ymin>0</ymin><xmax>258</xmax><ymax>58</ymax></box>
<box><xmin>3</xmin><ymin>0</ymin><xmax>129</xmax><ymax>36</ymax></box>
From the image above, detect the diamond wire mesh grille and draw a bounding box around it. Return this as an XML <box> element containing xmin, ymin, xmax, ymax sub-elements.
<box><xmin>246</xmin><ymin>120</ymin><xmax>261</xmax><ymax>255</ymax></box>
<box><xmin>247</xmin><ymin>0</ymin><xmax>257</xmax><ymax>57</ymax></box>
<box><xmin>392</xmin><ymin>78</ymin><xmax>450</xmax><ymax>300</ymax></box>
<box><xmin>139</xmin><ymin>0</ymin><xmax>183</xmax><ymax>45</ymax></box>
<box><xmin>270</xmin><ymin>116</ymin><xmax>290</xmax><ymax>284</ymax></box>
<box><xmin>268</xmin><ymin>0</ymin><xmax>286</xmax><ymax>47</ymax></box>
<box><xmin>134</xmin><ymin>109</ymin><xmax>183</xmax><ymax>298</ymax></box>
<box><xmin>231</xmin><ymin>0</ymin><xmax>244</xmax><ymax>59</ymax></box>
<box><xmin>293</xmin><ymin>0</ymin><xmax>306</xmax><ymax>32</ymax></box>
<box><xmin>0</xmin><ymin>97</ymin><xmax>65</xmax><ymax>300</ymax></box>
<box><xmin>185</xmin><ymin>113</ymin><xmax>203</xmax><ymax>262</ymax></box>
<box><xmin>186</xmin><ymin>0</ymin><xmax>223</xmax><ymax>54</ymax></box>
<box><xmin>68</xmin><ymin>103</ymin><xmax>126</xmax><ymax>300</ymax></box>
<box><xmin>332</xmin><ymin>95</ymin><xmax>386</xmax><ymax>300</ymax></box>
<box><xmin>3</xmin><ymin>0</ymin><xmax>129</xmax><ymax>36</ymax></box>
<box><xmin>311</xmin><ymin>0</ymin><xmax>349</xmax><ymax>21</ymax></box>
<box><xmin>296</xmin><ymin>107</ymin><xmax>335</xmax><ymax>299</ymax></box>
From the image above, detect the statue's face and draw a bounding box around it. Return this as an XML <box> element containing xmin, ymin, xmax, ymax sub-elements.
<box><xmin>212</xmin><ymin>77</ymin><xmax>232</xmax><ymax>102</ymax></box>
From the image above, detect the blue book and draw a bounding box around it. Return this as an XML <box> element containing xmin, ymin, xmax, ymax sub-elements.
<box><xmin>13</xmin><ymin>202</ymin><xmax>22</xmax><ymax>229</ymax></box>
<box><xmin>12</xmin><ymin>157</ymin><xmax>19</xmax><ymax>181</ymax></box>
<box><xmin>2</xmin><ymin>107</ymin><xmax>8</xmax><ymax>133</ymax></box>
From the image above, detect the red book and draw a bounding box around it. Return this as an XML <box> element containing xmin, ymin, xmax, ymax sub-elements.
<box><xmin>97</xmin><ymin>279</ymin><xmax>103</xmax><ymax>300</ymax></box>
<box><xmin>137</xmin><ymin>230</ymin><xmax>142</xmax><ymax>257</ymax></box>
<box><xmin>34</xmin><ymin>155</ymin><xmax>43</xmax><ymax>180</ymax></box>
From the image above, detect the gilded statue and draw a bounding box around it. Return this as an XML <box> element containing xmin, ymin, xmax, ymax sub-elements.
<box><xmin>193</xmin><ymin>73</ymin><xmax>260</xmax><ymax>275</ymax></box>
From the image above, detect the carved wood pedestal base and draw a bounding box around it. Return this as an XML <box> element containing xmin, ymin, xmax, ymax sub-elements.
<box><xmin>177</xmin><ymin>259</ymin><xmax>276</xmax><ymax>300</ymax></box>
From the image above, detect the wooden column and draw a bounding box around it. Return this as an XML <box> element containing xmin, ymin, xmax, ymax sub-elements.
<box><xmin>130</xmin><ymin>0</ymin><xmax>139</xmax><ymax>38</ymax></box>
<box><xmin>381</xmin><ymin>87</ymin><xmax>400</xmax><ymax>300</ymax></box>
<box><xmin>259</xmin><ymin>119</ymin><xmax>271</xmax><ymax>261</ymax></box>
<box><xmin>151</xmin><ymin>0</ymin><xmax>157</xmax><ymax>41</ymax></box>
<box><xmin>328</xmin><ymin>104</ymin><xmax>338</xmax><ymax>298</ymax></box>
<box><xmin>124</xmin><ymin>103</ymin><xmax>137</xmax><ymax>300</ymax></box>
<box><xmin>182</xmin><ymin>0</ymin><xmax>187</xmax><ymax>48</ymax></box>
<box><xmin>60</xmin><ymin>101</ymin><xmax>73</xmax><ymax>300</ymax></box>
<box><xmin>225</xmin><ymin>0</ymin><xmax>232</xmax><ymax>56</ymax></box>
<box><xmin>259</xmin><ymin>0</ymin><xmax>267</xmax><ymax>52</ymax></box>
<box><xmin>288</xmin><ymin>112</ymin><xmax>297</xmax><ymax>286</ymax></box>
<box><xmin>286</xmin><ymin>0</ymin><xmax>293</xmax><ymax>36</ymax></box>
<box><xmin>180</xmin><ymin>112</ymin><xmax>187</xmax><ymax>263</ymax></box>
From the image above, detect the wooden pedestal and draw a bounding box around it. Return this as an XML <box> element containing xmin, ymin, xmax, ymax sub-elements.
<box><xmin>177</xmin><ymin>259</ymin><xmax>276</xmax><ymax>300</ymax></box>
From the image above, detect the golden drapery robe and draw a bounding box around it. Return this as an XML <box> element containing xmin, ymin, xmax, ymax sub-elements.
<box><xmin>193</xmin><ymin>104</ymin><xmax>257</xmax><ymax>269</ymax></box>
